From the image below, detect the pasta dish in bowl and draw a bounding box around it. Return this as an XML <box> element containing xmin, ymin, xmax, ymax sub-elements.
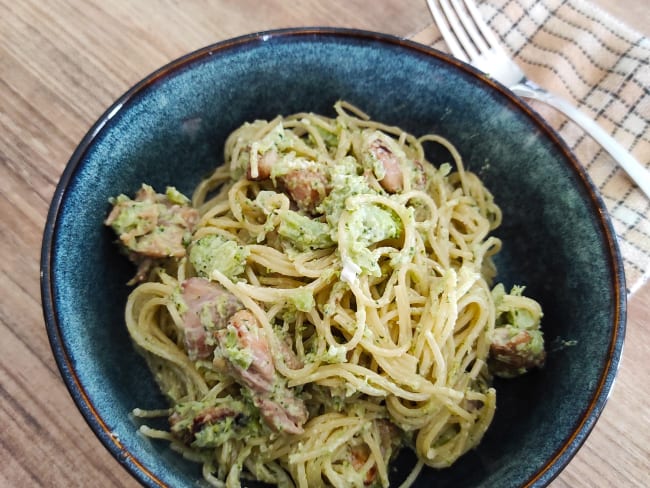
<box><xmin>105</xmin><ymin>102</ymin><xmax>545</xmax><ymax>487</ymax></box>
<box><xmin>41</xmin><ymin>28</ymin><xmax>625</xmax><ymax>488</ymax></box>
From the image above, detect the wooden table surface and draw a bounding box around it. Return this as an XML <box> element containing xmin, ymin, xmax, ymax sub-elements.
<box><xmin>1</xmin><ymin>1</ymin><xmax>648</xmax><ymax>486</ymax></box>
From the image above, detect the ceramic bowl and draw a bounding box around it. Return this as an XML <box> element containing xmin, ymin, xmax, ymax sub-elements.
<box><xmin>41</xmin><ymin>28</ymin><xmax>626</xmax><ymax>488</ymax></box>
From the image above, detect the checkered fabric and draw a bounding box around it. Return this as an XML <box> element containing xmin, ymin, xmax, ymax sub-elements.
<box><xmin>413</xmin><ymin>0</ymin><xmax>650</xmax><ymax>294</ymax></box>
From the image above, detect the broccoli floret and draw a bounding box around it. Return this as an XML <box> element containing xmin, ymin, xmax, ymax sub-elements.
<box><xmin>105</xmin><ymin>184</ymin><xmax>198</xmax><ymax>264</ymax></box>
<box><xmin>189</xmin><ymin>234</ymin><xmax>250</xmax><ymax>280</ymax></box>
<box><xmin>492</xmin><ymin>284</ymin><xmax>542</xmax><ymax>330</ymax></box>
<box><xmin>288</xmin><ymin>288</ymin><xmax>315</xmax><ymax>312</ymax></box>
<box><xmin>165</xmin><ymin>186</ymin><xmax>191</xmax><ymax>205</ymax></box>
<box><xmin>343</xmin><ymin>203</ymin><xmax>402</xmax><ymax>277</ymax></box>
<box><xmin>489</xmin><ymin>284</ymin><xmax>545</xmax><ymax>378</ymax></box>
<box><xmin>277</xmin><ymin>210</ymin><xmax>334</xmax><ymax>251</ymax></box>
<box><xmin>220</xmin><ymin>324</ymin><xmax>254</xmax><ymax>370</ymax></box>
<box><xmin>317</xmin><ymin>156</ymin><xmax>375</xmax><ymax>225</ymax></box>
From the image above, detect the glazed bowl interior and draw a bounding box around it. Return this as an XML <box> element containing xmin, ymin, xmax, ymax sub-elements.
<box><xmin>41</xmin><ymin>28</ymin><xmax>625</xmax><ymax>488</ymax></box>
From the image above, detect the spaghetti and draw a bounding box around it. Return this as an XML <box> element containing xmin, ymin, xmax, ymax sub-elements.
<box><xmin>106</xmin><ymin>101</ymin><xmax>545</xmax><ymax>487</ymax></box>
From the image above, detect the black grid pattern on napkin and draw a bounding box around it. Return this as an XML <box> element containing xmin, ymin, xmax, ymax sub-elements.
<box><xmin>482</xmin><ymin>0</ymin><xmax>650</xmax><ymax>292</ymax></box>
<box><xmin>418</xmin><ymin>0</ymin><xmax>650</xmax><ymax>292</ymax></box>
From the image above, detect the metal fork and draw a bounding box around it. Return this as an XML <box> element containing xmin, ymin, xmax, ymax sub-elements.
<box><xmin>426</xmin><ymin>0</ymin><xmax>650</xmax><ymax>199</ymax></box>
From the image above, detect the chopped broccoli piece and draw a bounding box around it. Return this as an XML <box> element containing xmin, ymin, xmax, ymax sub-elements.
<box><xmin>277</xmin><ymin>210</ymin><xmax>334</xmax><ymax>251</ymax></box>
<box><xmin>220</xmin><ymin>324</ymin><xmax>254</xmax><ymax>369</ymax></box>
<box><xmin>189</xmin><ymin>234</ymin><xmax>250</xmax><ymax>280</ymax></box>
<box><xmin>317</xmin><ymin>156</ymin><xmax>375</xmax><ymax>225</ymax></box>
<box><xmin>489</xmin><ymin>284</ymin><xmax>545</xmax><ymax>377</ymax></box>
<box><xmin>492</xmin><ymin>284</ymin><xmax>541</xmax><ymax>330</ymax></box>
<box><xmin>288</xmin><ymin>288</ymin><xmax>315</xmax><ymax>312</ymax></box>
<box><xmin>105</xmin><ymin>184</ymin><xmax>198</xmax><ymax>261</ymax></box>
<box><xmin>343</xmin><ymin>204</ymin><xmax>402</xmax><ymax>277</ymax></box>
<box><xmin>165</xmin><ymin>186</ymin><xmax>191</xmax><ymax>205</ymax></box>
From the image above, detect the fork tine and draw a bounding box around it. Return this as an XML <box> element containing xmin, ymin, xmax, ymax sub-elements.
<box><xmin>451</xmin><ymin>0</ymin><xmax>490</xmax><ymax>54</ymax></box>
<box><xmin>461</xmin><ymin>0</ymin><xmax>504</xmax><ymax>53</ymax></box>
<box><xmin>426</xmin><ymin>0</ymin><xmax>470</xmax><ymax>62</ymax></box>
<box><xmin>440</xmin><ymin>0</ymin><xmax>485</xmax><ymax>60</ymax></box>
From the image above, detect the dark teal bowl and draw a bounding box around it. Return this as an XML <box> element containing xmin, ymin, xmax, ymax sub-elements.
<box><xmin>41</xmin><ymin>28</ymin><xmax>626</xmax><ymax>488</ymax></box>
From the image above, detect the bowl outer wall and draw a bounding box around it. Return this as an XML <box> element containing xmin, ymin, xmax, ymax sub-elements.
<box><xmin>40</xmin><ymin>28</ymin><xmax>626</xmax><ymax>488</ymax></box>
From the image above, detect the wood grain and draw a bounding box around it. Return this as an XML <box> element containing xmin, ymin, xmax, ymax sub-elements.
<box><xmin>1</xmin><ymin>1</ymin><xmax>648</xmax><ymax>487</ymax></box>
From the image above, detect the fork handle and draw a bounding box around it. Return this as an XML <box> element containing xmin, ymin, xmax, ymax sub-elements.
<box><xmin>511</xmin><ymin>83</ymin><xmax>650</xmax><ymax>199</ymax></box>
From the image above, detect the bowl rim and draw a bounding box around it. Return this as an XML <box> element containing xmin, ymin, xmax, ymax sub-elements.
<box><xmin>40</xmin><ymin>26</ymin><xmax>627</xmax><ymax>488</ymax></box>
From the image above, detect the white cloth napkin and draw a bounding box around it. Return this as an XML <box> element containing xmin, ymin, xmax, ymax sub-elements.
<box><xmin>413</xmin><ymin>0</ymin><xmax>650</xmax><ymax>294</ymax></box>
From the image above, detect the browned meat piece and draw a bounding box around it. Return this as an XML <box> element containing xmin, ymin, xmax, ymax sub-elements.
<box><xmin>489</xmin><ymin>327</ymin><xmax>546</xmax><ymax>378</ymax></box>
<box><xmin>179</xmin><ymin>277</ymin><xmax>243</xmax><ymax>360</ymax></box>
<box><xmin>244</xmin><ymin>145</ymin><xmax>330</xmax><ymax>214</ymax></box>
<box><xmin>246</xmin><ymin>148</ymin><xmax>278</xmax><ymax>181</ymax></box>
<box><xmin>125</xmin><ymin>255</ymin><xmax>155</xmax><ymax>284</ymax></box>
<box><xmin>350</xmin><ymin>444</ymin><xmax>377</xmax><ymax>486</ymax></box>
<box><xmin>169</xmin><ymin>405</ymin><xmax>239</xmax><ymax>444</ymax></box>
<box><xmin>216</xmin><ymin>310</ymin><xmax>275</xmax><ymax>393</ymax></box>
<box><xmin>349</xmin><ymin>419</ymin><xmax>401</xmax><ymax>485</ymax></box>
<box><xmin>190</xmin><ymin>405</ymin><xmax>237</xmax><ymax>431</ymax></box>
<box><xmin>215</xmin><ymin>309</ymin><xmax>308</xmax><ymax>434</ymax></box>
<box><xmin>275</xmin><ymin>338</ymin><xmax>304</xmax><ymax>370</ymax></box>
<box><xmin>255</xmin><ymin>394</ymin><xmax>309</xmax><ymax>435</ymax></box>
<box><xmin>412</xmin><ymin>160</ymin><xmax>427</xmax><ymax>190</ymax></box>
<box><xmin>105</xmin><ymin>185</ymin><xmax>199</xmax><ymax>283</ymax></box>
<box><xmin>376</xmin><ymin>419</ymin><xmax>401</xmax><ymax>454</ymax></box>
<box><xmin>219</xmin><ymin>311</ymin><xmax>272</xmax><ymax>388</ymax></box>
<box><xmin>281</xmin><ymin>168</ymin><xmax>330</xmax><ymax>214</ymax></box>
<box><xmin>368</xmin><ymin>139</ymin><xmax>403</xmax><ymax>193</ymax></box>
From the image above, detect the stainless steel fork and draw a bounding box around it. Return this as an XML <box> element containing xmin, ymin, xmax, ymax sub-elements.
<box><xmin>426</xmin><ymin>0</ymin><xmax>650</xmax><ymax>199</ymax></box>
